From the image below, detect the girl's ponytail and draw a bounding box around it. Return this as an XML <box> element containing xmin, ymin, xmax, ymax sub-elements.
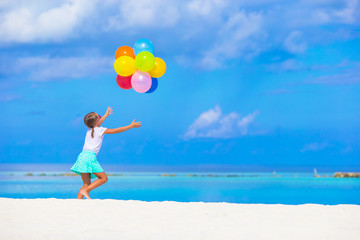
<box><xmin>84</xmin><ymin>112</ymin><xmax>98</xmax><ymax>138</ymax></box>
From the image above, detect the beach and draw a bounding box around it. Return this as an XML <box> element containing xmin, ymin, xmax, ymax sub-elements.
<box><xmin>1</xmin><ymin>198</ymin><xmax>359</xmax><ymax>240</ymax></box>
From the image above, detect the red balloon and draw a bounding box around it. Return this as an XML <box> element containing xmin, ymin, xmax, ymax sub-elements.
<box><xmin>116</xmin><ymin>75</ymin><xmax>132</xmax><ymax>90</ymax></box>
<box><xmin>115</xmin><ymin>46</ymin><xmax>135</xmax><ymax>59</ymax></box>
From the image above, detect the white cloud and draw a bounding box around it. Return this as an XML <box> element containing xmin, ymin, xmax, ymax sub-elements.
<box><xmin>0</xmin><ymin>56</ymin><xmax>113</xmax><ymax>81</ymax></box>
<box><xmin>307</xmin><ymin>62</ymin><xmax>360</xmax><ymax>85</ymax></box>
<box><xmin>265</xmin><ymin>89</ymin><xmax>292</xmax><ymax>95</ymax></box>
<box><xmin>199</xmin><ymin>11</ymin><xmax>264</xmax><ymax>69</ymax></box>
<box><xmin>283</xmin><ymin>31</ymin><xmax>307</xmax><ymax>54</ymax></box>
<box><xmin>0</xmin><ymin>0</ymin><xmax>94</xmax><ymax>43</ymax></box>
<box><xmin>312</xmin><ymin>0</ymin><xmax>359</xmax><ymax>24</ymax></box>
<box><xmin>184</xmin><ymin>105</ymin><xmax>222</xmax><ymax>138</ymax></box>
<box><xmin>183</xmin><ymin>105</ymin><xmax>260</xmax><ymax>140</ymax></box>
<box><xmin>0</xmin><ymin>0</ymin><xmax>358</xmax><ymax>71</ymax></box>
<box><xmin>186</xmin><ymin>0</ymin><xmax>225</xmax><ymax>17</ymax></box>
<box><xmin>0</xmin><ymin>93</ymin><xmax>22</xmax><ymax>102</ymax></box>
<box><xmin>329</xmin><ymin>0</ymin><xmax>358</xmax><ymax>24</ymax></box>
<box><xmin>266</xmin><ymin>59</ymin><xmax>304</xmax><ymax>72</ymax></box>
<box><xmin>300</xmin><ymin>142</ymin><xmax>328</xmax><ymax>152</ymax></box>
<box><xmin>282</xmin><ymin>0</ymin><xmax>359</xmax><ymax>26</ymax></box>
<box><xmin>106</xmin><ymin>0</ymin><xmax>180</xmax><ymax>30</ymax></box>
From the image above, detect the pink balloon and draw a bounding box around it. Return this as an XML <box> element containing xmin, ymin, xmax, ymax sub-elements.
<box><xmin>131</xmin><ymin>70</ymin><xmax>152</xmax><ymax>93</ymax></box>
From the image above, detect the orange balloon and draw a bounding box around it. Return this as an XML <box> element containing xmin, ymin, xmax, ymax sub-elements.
<box><xmin>115</xmin><ymin>46</ymin><xmax>135</xmax><ymax>59</ymax></box>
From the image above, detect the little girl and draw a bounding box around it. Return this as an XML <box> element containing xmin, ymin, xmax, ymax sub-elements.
<box><xmin>70</xmin><ymin>106</ymin><xmax>141</xmax><ymax>199</ymax></box>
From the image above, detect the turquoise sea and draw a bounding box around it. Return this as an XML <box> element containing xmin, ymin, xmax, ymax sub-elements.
<box><xmin>1</xmin><ymin>165</ymin><xmax>359</xmax><ymax>204</ymax></box>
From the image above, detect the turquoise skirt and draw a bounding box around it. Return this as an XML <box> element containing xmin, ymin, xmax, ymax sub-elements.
<box><xmin>71</xmin><ymin>150</ymin><xmax>104</xmax><ymax>179</ymax></box>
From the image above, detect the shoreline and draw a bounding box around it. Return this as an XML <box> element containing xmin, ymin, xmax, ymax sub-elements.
<box><xmin>2</xmin><ymin>197</ymin><xmax>360</xmax><ymax>205</ymax></box>
<box><xmin>1</xmin><ymin>198</ymin><xmax>359</xmax><ymax>239</ymax></box>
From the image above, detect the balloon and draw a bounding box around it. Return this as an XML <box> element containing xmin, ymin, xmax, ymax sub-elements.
<box><xmin>114</xmin><ymin>56</ymin><xmax>136</xmax><ymax>76</ymax></box>
<box><xmin>135</xmin><ymin>51</ymin><xmax>155</xmax><ymax>72</ymax></box>
<box><xmin>116</xmin><ymin>75</ymin><xmax>132</xmax><ymax>90</ymax></box>
<box><xmin>131</xmin><ymin>70</ymin><xmax>152</xmax><ymax>93</ymax></box>
<box><xmin>133</xmin><ymin>38</ymin><xmax>154</xmax><ymax>55</ymax></box>
<box><xmin>146</xmin><ymin>78</ymin><xmax>158</xmax><ymax>93</ymax></box>
<box><xmin>115</xmin><ymin>46</ymin><xmax>135</xmax><ymax>59</ymax></box>
<box><xmin>148</xmin><ymin>57</ymin><xmax>166</xmax><ymax>78</ymax></box>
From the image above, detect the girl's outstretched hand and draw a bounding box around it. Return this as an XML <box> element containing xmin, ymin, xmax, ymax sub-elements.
<box><xmin>106</xmin><ymin>106</ymin><xmax>113</xmax><ymax>116</ymax></box>
<box><xmin>131</xmin><ymin>119</ymin><xmax>141</xmax><ymax>128</ymax></box>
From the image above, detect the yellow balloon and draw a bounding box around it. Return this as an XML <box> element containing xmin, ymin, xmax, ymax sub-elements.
<box><xmin>148</xmin><ymin>57</ymin><xmax>166</xmax><ymax>78</ymax></box>
<box><xmin>114</xmin><ymin>56</ymin><xmax>136</xmax><ymax>76</ymax></box>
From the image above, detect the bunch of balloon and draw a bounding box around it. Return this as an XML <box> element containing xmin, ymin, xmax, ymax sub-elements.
<box><xmin>113</xmin><ymin>39</ymin><xmax>167</xmax><ymax>93</ymax></box>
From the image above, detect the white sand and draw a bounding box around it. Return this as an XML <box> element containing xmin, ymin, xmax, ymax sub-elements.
<box><xmin>0</xmin><ymin>198</ymin><xmax>359</xmax><ymax>240</ymax></box>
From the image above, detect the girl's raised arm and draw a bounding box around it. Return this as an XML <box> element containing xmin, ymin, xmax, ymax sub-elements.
<box><xmin>104</xmin><ymin>119</ymin><xmax>141</xmax><ymax>134</ymax></box>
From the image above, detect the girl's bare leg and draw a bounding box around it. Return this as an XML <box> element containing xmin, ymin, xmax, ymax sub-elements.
<box><xmin>80</xmin><ymin>172</ymin><xmax>108</xmax><ymax>199</ymax></box>
<box><xmin>77</xmin><ymin>173</ymin><xmax>91</xmax><ymax>199</ymax></box>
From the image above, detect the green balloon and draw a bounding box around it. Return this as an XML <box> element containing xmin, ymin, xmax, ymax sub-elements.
<box><xmin>135</xmin><ymin>51</ymin><xmax>155</xmax><ymax>72</ymax></box>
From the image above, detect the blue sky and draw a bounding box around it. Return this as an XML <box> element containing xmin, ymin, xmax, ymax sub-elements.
<box><xmin>1</xmin><ymin>0</ymin><xmax>359</xmax><ymax>171</ymax></box>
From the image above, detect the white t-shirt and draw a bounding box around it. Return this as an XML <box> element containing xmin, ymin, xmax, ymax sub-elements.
<box><xmin>82</xmin><ymin>126</ymin><xmax>107</xmax><ymax>155</ymax></box>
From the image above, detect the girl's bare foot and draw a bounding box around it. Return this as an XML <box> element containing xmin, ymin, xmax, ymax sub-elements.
<box><xmin>80</xmin><ymin>189</ymin><xmax>91</xmax><ymax>199</ymax></box>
